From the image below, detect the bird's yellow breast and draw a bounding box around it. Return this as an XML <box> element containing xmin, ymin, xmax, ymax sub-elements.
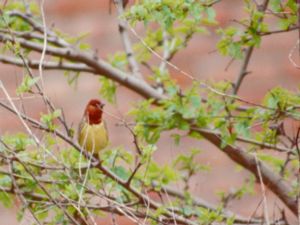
<box><xmin>78</xmin><ymin>122</ymin><xmax>108</xmax><ymax>153</ymax></box>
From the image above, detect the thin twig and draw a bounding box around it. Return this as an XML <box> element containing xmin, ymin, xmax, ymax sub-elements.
<box><xmin>16</xmin><ymin>158</ymin><xmax>81</xmax><ymax>225</ymax></box>
<box><xmin>8</xmin><ymin>11</ymin><xmax>69</xmax><ymax>47</ymax></box>
<box><xmin>0</xmin><ymin>81</ymin><xmax>41</xmax><ymax>145</ymax></box>
<box><xmin>254</xmin><ymin>153</ymin><xmax>270</xmax><ymax>225</ymax></box>
<box><xmin>0</xmin><ymin>54</ymin><xmax>96</xmax><ymax>73</ymax></box>
<box><xmin>233</xmin><ymin>0</ymin><xmax>270</xmax><ymax>94</ymax></box>
<box><xmin>8</xmin><ymin>158</ymin><xmax>42</xmax><ymax>225</ymax></box>
<box><xmin>114</xmin><ymin>0</ymin><xmax>143</xmax><ymax>79</ymax></box>
<box><xmin>288</xmin><ymin>39</ymin><xmax>300</xmax><ymax>69</ymax></box>
<box><xmin>126</xmin><ymin>162</ymin><xmax>142</xmax><ymax>186</ymax></box>
<box><xmin>38</xmin><ymin>0</ymin><xmax>47</xmax><ymax>90</ymax></box>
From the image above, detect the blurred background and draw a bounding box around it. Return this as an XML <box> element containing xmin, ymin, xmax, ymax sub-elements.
<box><xmin>0</xmin><ymin>0</ymin><xmax>299</xmax><ymax>224</ymax></box>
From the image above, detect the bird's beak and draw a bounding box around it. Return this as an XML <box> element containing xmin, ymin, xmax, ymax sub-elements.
<box><xmin>99</xmin><ymin>103</ymin><xmax>105</xmax><ymax>109</ymax></box>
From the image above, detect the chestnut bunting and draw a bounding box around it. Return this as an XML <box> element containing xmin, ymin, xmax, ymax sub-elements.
<box><xmin>78</xmin><ymin>99</ymin><xmax>109</xmax><ymax>154</ymax></box>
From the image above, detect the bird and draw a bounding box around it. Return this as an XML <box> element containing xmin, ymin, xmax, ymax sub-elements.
<box><xmin>78</xmin><ymin>99</ymin><xmax>109</xmax><ymax>155</ymax></box>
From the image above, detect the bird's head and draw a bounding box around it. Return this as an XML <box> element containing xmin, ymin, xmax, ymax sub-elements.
<box><xmin>85</xmin><ymin>99</ymin><xmax>105</xmax><ymax>125</ymax></box>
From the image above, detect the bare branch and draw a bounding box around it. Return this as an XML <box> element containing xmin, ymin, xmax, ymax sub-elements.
<box><xmin>37</xmin><ymin>0</ymin><xmax>47</xmax><ymax>89</ymax></box>
<box><xmin>126</xmin><ymin>162</ymin><xmax>142</xmax><ymax>186</ymax></box>
<box><xmin>0</xmin><ymin>55</ymin><xmax>96</xmax><ymax>73</ymax></box>
<box><xmin>254</xmin><ymin>153</ymin><xmax>270</xmax><ymax>225</ymax></box>
<box><xmin>192</xmin><ymin>127</ymin><xmax>295</xmax><ymax>155</ymax></box>
<box><xmin>0</xmin><ymin>28</ymin><xmax>69</xmax><ymax>47</ymax></box>
<box><xmin>0</xmin><ymin>32</ymin><xmax>164</xmax><ymax>100</ymax></box>
<box><xmin>114</xmin><ymin>0</ymin><xmax>143</xmax><ymax>80</ymax></box>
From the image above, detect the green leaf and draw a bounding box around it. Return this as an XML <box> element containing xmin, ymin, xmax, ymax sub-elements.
<box><xmin>99</xmin><ymin>77</ymin><xmax>117</xmax><ymax>104</ymax></box>
<box><xmin>197</xmin><ymin>207</ymin><xmax>224</xmax><ymax>224</ymax></box>
<box><xmin>40</xmin><ymin>109</ymin><xmax>61</xmax><ymax>131</ymax></box>
<box><xmin>64</xmin><ymin>71</ymin><xmax>80</xmax><ymax>88</ymax></box>
<box><xmin>205</xmin><ymin>7</ymin><xmax>216</xmax><ymax>23</ymax></box>
<box><xmin>141</xmin><ymin>144</ymin><xmax>157</xmax><ymax>164</ymax></box>
<box><xmin>258</xmin><ymin>153</ymin><xmax>284</xmax><ymax>172</ymax></box>
<box><xmin>270</xmin><ymin>0</ymin><xmax>282</xmax><ymax>12</ymax></box>
<box><xmin>2</xmin><ymin>133</ymin><xmax>34</xmax><ymax>151</ymax></box>
<box><xmin>35</xmin><ymin>207</ymin><xmax>49</xmax><ymax>221</ymax></box>
<box><xmin>0</xmin><ymin>191</ymin><xmax>12</xmax><ymax>208</ymax></box>
<box><xmin>182</xmin><ymin>205</ymin><xmax>194</xmax><ymax>217</ymax></box>
<box><xmin>0</xmin><ymin>175</ymin><xmax>12</xmax><ymax>187</ymax></box>
<box><xmin>16</xmin><ymin>75</ymin><xmax>40</xmax><ymax>94</ymax></box>
<box><xmin>234</xmin><ymin>120</ymin><xmax>250</xmax><ymax>138</ymax></box>
<box><xmin>171</xmin><ymin>133</ymin><xmax>181</xmax><ymax>145</ymax></box>
<box><xmin>188</xmin><ymin>130</ymin><xmax>203</xmax><ymax>139</ymax></box>
<box><xmin>112</xmin><ymin>166</ymin><xmax>129</xmax><ymax>180</ymax></box>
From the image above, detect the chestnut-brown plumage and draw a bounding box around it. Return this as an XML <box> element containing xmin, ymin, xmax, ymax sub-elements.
<box><xmin>78</xmin><ymin>99</ymin><xmax>108</xmax><ymax>154</ymax></box>
<box><xmin>84</xmin><ymin>99</ymin><xmax>104</xmax><ymax>125</ymax></box>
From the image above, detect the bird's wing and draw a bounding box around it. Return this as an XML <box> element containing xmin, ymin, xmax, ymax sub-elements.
<box><xmin>103</xmin><ymin>120</ymin><xmax>109</xmax><ymax>143</ymax></box>
<box><xmin>77</xmin><ymin>113</ymin><xmax>87</xmax><ymax>142</ymax></box>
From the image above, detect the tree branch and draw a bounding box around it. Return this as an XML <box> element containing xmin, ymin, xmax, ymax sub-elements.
<box><xmin>8</xmin><ymin>10</ymin><xmax>69</xmax><ymax>47</ymax></box>
<box><xmin>197</xmin><ymin>129</ymin><xmax>297</xmax><ymax>215</ymax></box>
<box><xmin>0</xmin><ymin>32</ymin><xmax>164</xmax><ymax>100</ymax></box>
<box><xmin>233</xmin><ymin>0</ymin><xmax>270</xmax><ymax>94</ymax></box>
<box><xmin>0</xmin><ymin>55</ymin><xmax>96</xmax><ymax>73</ymax></box>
